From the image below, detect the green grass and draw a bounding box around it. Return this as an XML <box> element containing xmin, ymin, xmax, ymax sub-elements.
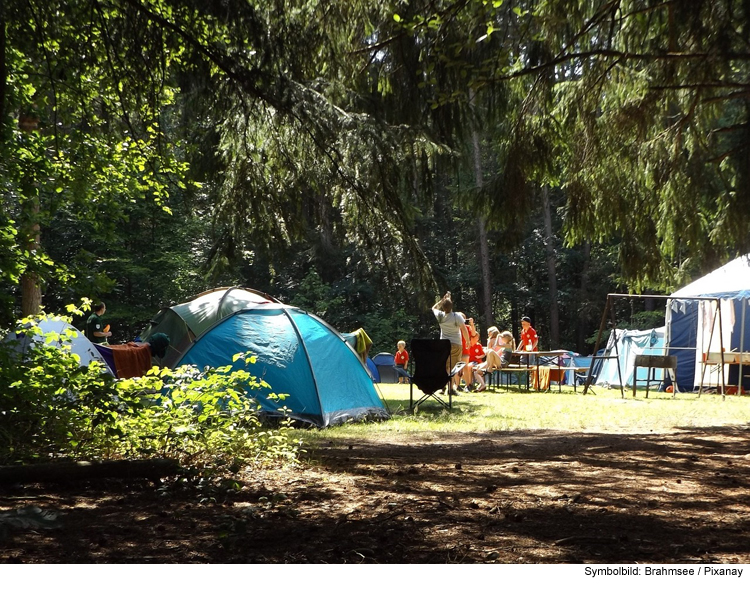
<box><xmin>302</xmin><ymin>382</ymin><xmax>750</xmax><ymax>444</ymax></box>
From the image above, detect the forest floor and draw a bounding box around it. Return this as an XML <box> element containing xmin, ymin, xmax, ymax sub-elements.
<box><xmin>1</xmin><ymin>425</ymin><xmax>750</xmax><ymax>564</ymax></box>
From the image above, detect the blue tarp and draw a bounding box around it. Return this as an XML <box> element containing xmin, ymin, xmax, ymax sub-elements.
<box><xmin>536</xmin><ymin>350</ymin><xmax>590</xmax><ymax>385</ymax></box>
<box><xmin>667</xmin><ymin>300</ymin><xmax>701</xmax><ymax>390</ymax></box>
<box><xmin>177</xmin><ymin>305</ymin><xmax>389</xmax><ymax>427</ymax></box>
<box><xmin>595</xmin><ymin>327</ymin><xmax>666</xmax><ymax>388</ymax></box>
<box><xmin>564</xmin><ymin>354</ymin><xmax>592</xmax><ymax>385</ymax></box>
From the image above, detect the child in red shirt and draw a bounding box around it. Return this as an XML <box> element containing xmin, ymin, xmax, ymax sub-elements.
<box><xmin>394</xmin><ymin>340</ymin><xmax>410</xmax><ymax>384</ymax></box>
<box><xmin>518</xmin><ymin>316</ymin><xmax>538</xmax><ymax>352</ymax></box>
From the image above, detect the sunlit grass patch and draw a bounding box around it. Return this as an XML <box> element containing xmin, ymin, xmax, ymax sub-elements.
<box><xmin>302</xmin><ymin>382</ymin><xmax>750</xmax><ymax>446</ymax></box>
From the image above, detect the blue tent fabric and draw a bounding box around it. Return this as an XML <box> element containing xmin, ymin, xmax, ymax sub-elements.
<box><xmin>177</xmin><ymin>305</ymin><xmax>388</xmax><ymax>427</ymax></box>
<box><xmin>668</xmin><ymin>297</ymin><xmax>750</xmax><ymax>390</ymax></box>
<box><xmin>667</xmin><ymin>300</ymin><xmax>701</xmax><ymax>390</ymax></box>
<box><xmin>564</xmin><ymin>354</ymin><xmax>592</xmax><ymax>385</ymax></box>
<box><xmin>366</xmin><ymin>357</ymin><xmax>380</xmax><ymax>382</ymax></box>
<box><xmin>667</xmin><ymin>255</ymin><xmax>750</xmax><ymax>391</ymax></box>
<box><xmin>372</xmin><ymin>352</ymin><xmax>398</xmax><ymax>383</ymax></box>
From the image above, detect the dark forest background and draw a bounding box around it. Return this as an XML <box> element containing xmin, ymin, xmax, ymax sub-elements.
<box><xmin>5</xmin><ymin>0</ymin><xmax>749</xmax><ymax>355</ymax></box>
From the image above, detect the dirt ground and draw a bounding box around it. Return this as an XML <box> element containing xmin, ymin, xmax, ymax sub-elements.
<box><xmin>1</xmin><ymin>426</ymin><xmax>749</xmax><ymax>564</ymax></box>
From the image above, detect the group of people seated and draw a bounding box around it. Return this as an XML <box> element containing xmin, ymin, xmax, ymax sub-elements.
<box><xmin>430</xmin><ymin>292</ymin><xmax>539</xmax><ymax>394</ymax></box>
<box><xmin>387</xmin><ymin>292</ymin><xmax>540</xmax><ymax>394</ymax></box>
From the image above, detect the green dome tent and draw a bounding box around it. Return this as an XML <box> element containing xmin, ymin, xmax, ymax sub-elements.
<box><xmin>140</xmin><ymin>287</ymin><xmax>279</xmax><ymax>367</ymax></box>
<box><xmin>175</xmin><ymin>304</ymin><xmax>389</xmax><ymax>427</ymax></box>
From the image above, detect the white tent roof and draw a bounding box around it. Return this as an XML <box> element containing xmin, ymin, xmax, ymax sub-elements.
<box><xmin>671</xmin><ymin>254</ymin><xmax>750</xmax><ymax>298</ymax></box>
<box><xmin>9</xmin><ymin>317</ymin><xmax>114</xmax><ymax>375</ymax></box>
<box><xmin>169</xmin><ymin>287</ymin><xmax>275</xmax><ymax>337</ymax></box>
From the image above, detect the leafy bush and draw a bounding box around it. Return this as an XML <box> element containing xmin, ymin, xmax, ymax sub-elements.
<box><xmin>0</xmin><ymin>318</ymin><xmax>117</xmax><ymax>462</ymax></box>
<box><xmin>111</xmin><ymin>358</ymin><xmax>301</xmax><ymax>469</ymax></box>
<box><xmin>0</xmin><ymin>314</ymin><xmax>301</xmax><ymax>471</ymax></box>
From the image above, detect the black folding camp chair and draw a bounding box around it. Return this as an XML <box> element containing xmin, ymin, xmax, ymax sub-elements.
<box><xmin>409</xmin><ymin>338</ymin><xmax>463</xmax><ymax>411</ymax></box>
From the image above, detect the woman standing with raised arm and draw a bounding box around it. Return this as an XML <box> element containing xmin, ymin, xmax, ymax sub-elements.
<box><xmin>432</xmin><ymin>292</ymin><xmax>469</xmax><ymax>394</ymax></box>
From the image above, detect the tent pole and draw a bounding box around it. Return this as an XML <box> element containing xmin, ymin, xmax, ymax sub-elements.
<box><xmin>664</xmin><ymin>300</ymin><xmax>679</xmax><ymax>394</ymax></box>
<box><xmin>717</xmin><ymin>299</ymin><xmax>726</xmax><ymax>400</ymax></box>
<box><xmin>215</xmin><ymin>286</ymin><xmax>240</xmax><ymax>323</ymax></box>
<box><xmin>610</xmin><ymin>300</ymin><xmax>624</xmax><ymax>398</ymax></box>
<box><xmin>739</xmin><ymin>298</ymin><xmax>746</xmax><ymax>396</ymax></box>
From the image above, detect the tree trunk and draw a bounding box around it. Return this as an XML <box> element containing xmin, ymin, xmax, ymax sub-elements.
<box><xmin>541</xmin><ymin>186</ymin><xmax>559</xmax><ymax>349</ymax></box>
<box><xmin>0</xmin><ymin>459</ymin><xmax>181</xmax><ymax>484</ymax></box>
<box><xmin>576</xmin><ymin>241</ymin><xmax>592</xmax><ymax>353</ymax></box>
<box><xmin>20</xmin><ymin>181</ymin><xmax>42</xmax><ymax>317</ymax></box>
<box><xmin>472</xmin><ymin>129</ymin><xmax>493</xmax><ymax>338</ymax></box>
<box><xmin>21</xmin><ymin>271</ymin><xmax>42</xmax><ymax>316</ymax></box>
<box><xmin>0</xmin><ymin>3</ymin><xmax>6</xmax><ymax>128</ymax></box>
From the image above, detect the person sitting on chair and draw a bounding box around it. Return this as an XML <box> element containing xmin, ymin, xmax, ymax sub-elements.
<box><xmin>481</xmin><ymin>326</ymin><xmax>505</xmax><ymax>372</ymax></box>
<box><xmin>465</xmin><ymin>326</ymin><xmax>487</xmax><ymax>392</ymax></box>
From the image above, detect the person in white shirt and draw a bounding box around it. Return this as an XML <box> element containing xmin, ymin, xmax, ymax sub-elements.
<box><xmin>432</xmin><ymin>292</ymin><xmax>469</xmax><ymax>394</ymax></box>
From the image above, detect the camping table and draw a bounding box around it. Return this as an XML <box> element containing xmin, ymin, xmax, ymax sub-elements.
<box><xmin>515</xmin><ymin>351</ymin><xmax>568</xmax><ymax>392</ymax></box>
<box><xmin>703</xmin><ymin>351</ymin><xmax>750</xmax><ymax>394</ymax></box>
<box><xmin>632</xmin><ymin>354</ymin><xmax>677</xmax><ymax>398</ymax></box>
<box><xmin>704</xmin><ymin>351</ymin><xmax>750</xmax><ymax>364</ymax></box>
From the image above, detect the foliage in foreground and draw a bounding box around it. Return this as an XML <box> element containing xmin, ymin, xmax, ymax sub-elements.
<box><xmin>0</xmin><ymin>316</ymin><xmax>302</xmax><ymax>472</ymax></box>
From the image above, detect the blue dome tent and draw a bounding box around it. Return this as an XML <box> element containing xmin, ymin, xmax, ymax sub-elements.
<box><xmin>175</xmin><ymin>303</ymin><xmax>389</xmax><ymax>427</ymax></box>
<box><xmin>372</xmin><ymin>352</ymin><xmax>398</xmax><ymax>383</ymax></box>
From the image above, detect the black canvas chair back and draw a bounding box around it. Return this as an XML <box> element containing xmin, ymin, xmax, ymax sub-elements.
<box><xmin>409</xmin><ymin>338</ymin><xmax>454</xmax><ymax>410</ymax></box>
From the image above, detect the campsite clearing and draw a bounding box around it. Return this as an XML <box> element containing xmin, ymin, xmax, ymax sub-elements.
<box><xmin>2</xmin><ymin>386</ymin><xmax>750</xmax><ymax>563</ymax></box>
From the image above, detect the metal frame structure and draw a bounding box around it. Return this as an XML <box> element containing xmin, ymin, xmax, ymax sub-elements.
<box><xmin>583</xmin><ymin>293</ymin><xmax>730</xmax><ymax>398</ymax></box>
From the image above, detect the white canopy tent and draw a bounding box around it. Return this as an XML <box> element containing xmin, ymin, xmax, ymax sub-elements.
<box><xmin>666</xmin><ymin>255</ymin><xmax>750</xmax><ymax>391</ymax></box>
<box><xmin>5</xmin><ymin>316</ymin><xmax>114</xmax><ymax>375</ymax></box>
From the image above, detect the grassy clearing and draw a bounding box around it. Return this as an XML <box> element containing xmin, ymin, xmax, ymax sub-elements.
<box><xmin>302</xmin><ymin>382</ymin><xmax>750</xmax><ymax>445</ymax></box>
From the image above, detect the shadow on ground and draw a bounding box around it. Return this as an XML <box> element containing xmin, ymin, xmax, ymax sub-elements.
<box><xmin>1</xmin><ymin>426</ymin><xmax>749</xmax><ymax>563</ymax></box>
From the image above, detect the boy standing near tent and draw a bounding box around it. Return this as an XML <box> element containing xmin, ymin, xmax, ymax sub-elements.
<box><xmin>393</xmin><ymin>340</ymin><xmax>410</xmax><ymax>384</ymax></box>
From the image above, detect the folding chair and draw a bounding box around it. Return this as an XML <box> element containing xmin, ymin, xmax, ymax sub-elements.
<box><xmin>409</xmin><ymin>338</ymin><xmax>461</xmax><ymax>411</ymax></box>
